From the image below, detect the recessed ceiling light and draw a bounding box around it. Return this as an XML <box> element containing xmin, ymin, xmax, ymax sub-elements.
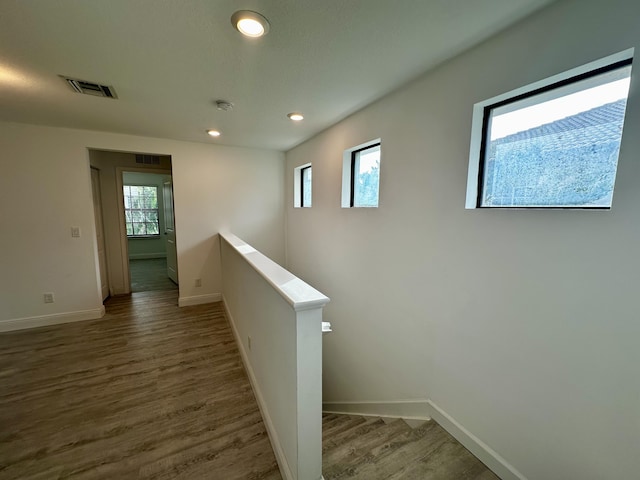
<box><xmin>231</xmin><ymin>10</ymin><xmax>270</xmax><ymax>38</ymax></box>
<box><xmin>287</xmin><ymin>112</ymin><xmax>304</xmax><ymax>121</ymax></box>
<box><xmin>207</xmin><ymin>129</ymin><xmax>221</xmax><ymax>137</ymax></box>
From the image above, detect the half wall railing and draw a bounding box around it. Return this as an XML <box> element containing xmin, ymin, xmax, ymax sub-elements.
<box><xmin>220</xmin><ymin>232</ymin><xmax>330</xmax><ymax>480</ymax></box>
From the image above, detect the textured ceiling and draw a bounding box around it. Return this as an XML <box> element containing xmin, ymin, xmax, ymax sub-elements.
<box><xmin>0</xmin><ymin>0</ymin><xmax>556</xmax><ymax>151</ymax></box>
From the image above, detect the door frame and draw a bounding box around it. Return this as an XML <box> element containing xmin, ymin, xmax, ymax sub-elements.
<box><xmin>90</xmin><ymin>166</ymin><xmax>110</xmax><ymax>300</ymax></box>
<box><xmin>163</xmin><ymin>179</ymin><xmax>178</xmax><ymax>284</ymax></box>
<box><xmin>116</xmin><ymin>166</ymin><xmax>173</xmax><ymax>293</ymax></box>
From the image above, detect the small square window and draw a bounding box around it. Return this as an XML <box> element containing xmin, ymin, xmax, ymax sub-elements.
<box><xmin>342</xmin><ymin>140</ymin><xmax>381</xmax><ymax>208</ymax></box>
<box><xmin>466</xmin><ymin>49</ymin><xmax>633</xmax><ymax>209</ymax></box>
<box><xmin>294</xmin><ymin>163</ymin><xmax>312</xmax><ymax>208</ymax></box>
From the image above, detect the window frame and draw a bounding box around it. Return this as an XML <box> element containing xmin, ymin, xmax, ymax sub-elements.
<box><xmin>123</xmin><ymin>184</ymin><xmax>161</xmax><ymax>237</ymax></box>
<box><xmin>465</xmin><ymin>48</ymin><xmax>634</xmax><ymax>210</ymax></box>
<box><xmin>342</xmin><ymin>139</ymin><xmax>381</xmax><ymax>208</ymax></box>
<box><xmin>293</xmin><ymin>163</ymin><xmax>312</xmax><ymax>208</ymax></box>
<box><xmin>301</xmin><ymin>165</ymin><xmax>312</xmax><ymax>208</ymax></box>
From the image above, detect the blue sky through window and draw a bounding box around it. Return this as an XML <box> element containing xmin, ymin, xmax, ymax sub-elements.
<box><xmin>490</xmin><ymin>75</ymin><xmax>631</xmax><ymax>141</ymax></box>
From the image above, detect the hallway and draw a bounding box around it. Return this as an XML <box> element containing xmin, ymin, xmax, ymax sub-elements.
<box><xmin>0</xmin><ymin>291</ymin><xmax>280</xmax><ymax>479</ymax></box>
<box><xmin>129</xmin><ymin>258</ymin><xmax>178</xmax><ymax>293</ymax></box>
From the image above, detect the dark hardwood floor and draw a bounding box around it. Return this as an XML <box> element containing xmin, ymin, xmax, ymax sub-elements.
<box><xmin>129</xmin><ymin>258</ymin><xmax>178</xmax><ymax>293</ymax></box>
<box><xmin>0</xmin><ymin>291</ymin><xmax>281</xmax><ymax>480</ymax></box>
<box><xmin>0</xmin><ymin>289</ymin><xmax>500</xmax><ymax>479</ymax></box>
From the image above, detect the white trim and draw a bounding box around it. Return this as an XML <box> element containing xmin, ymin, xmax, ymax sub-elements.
<box><xmin>220</xmin><ymin>233</ymin><xmax>330</xmax><ymax>311</ymax></box>
<box><xmin>0</xmin><ymin>306</ymin><xmax>105</xmax><ymax>333</ymax></box>
<box><xmin>293</xmin><ymin>162</ymin><xmax>312</xmax><ymax>208</ymax></box>
<box><xmin>426</xmin><ymin>400</ymin><xmax>527</xmax><ymax>480</ymax></box>
<box><xmin>222</xmin><ymin>297</ymin><xmax>295</xmax><ymax>480</ymax></box>
<box><xmin>178</xmin><ymin>293</ymin><xmax>221</xmax><ymax>307</ymax></box>
<box><xmin>116</xmin><ymin>167</ymin><xmax>131</xmax><ymax>293</ymax></box>
<box><xmin>322</xmin><ymin>400</ymin><xmax>431</xmax><ymax>421</ymax></box>
<box><xmin>466</xmin><ymin>48</ymin><xmax>634</xmax><ymax>209</ymax></box>
<box><xmin>128</xmin><ymin>253</ymin><xmax>167</xmax><ymax>260</ymax></box>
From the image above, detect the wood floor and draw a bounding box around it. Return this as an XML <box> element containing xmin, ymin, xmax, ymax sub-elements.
<box><xmin>0</xmin><ymin>291</ymin><xmax>281</xmax><ymax>480</ymax></box>
<box><xmin>0</xmin><ymin>289</ymin><xmax>500</xmax><ymax>480</ymax></box>
<box><xmin>129</xmin><ymin>258</ymin><xmax>178</xmax><ymax>293</ymax></box>
<box><xmin>322</xmin><ymin>414</ymin><xmax>500</xmax><ymax>480</ymax></box>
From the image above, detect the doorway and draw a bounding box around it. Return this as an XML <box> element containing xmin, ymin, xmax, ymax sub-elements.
<box><xmin>88</xmin><ymin>150</ymin><xmax>177</xmax><ymax>297</ymax></box>
<box><xmin>121</xmin><ymin>170</ymin><xmax>178</xmax><ymax>293</ymax></box>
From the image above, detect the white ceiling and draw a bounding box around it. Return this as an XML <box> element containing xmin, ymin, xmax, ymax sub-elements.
<box><xmin>0</xmin><ymin>0</ymin><xmax>556</xmax><ymax>151</ymax></box>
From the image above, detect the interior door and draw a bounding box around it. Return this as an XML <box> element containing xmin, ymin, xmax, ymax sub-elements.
<box><xmin>91</xmin><ymin>167</ymin><xmax>109</xmax><ymax>300</ymax></box>
<box><xmin>163</xmin><ymin>179</ymin><xmax>178</xmax><ymax>284</ymax></box>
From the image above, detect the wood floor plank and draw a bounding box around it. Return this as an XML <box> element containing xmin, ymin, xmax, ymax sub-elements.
<box><xmin>322</xmin><ymin>416</ymin><xmax>383</xmax><ymax>454</ymax></box>
<box><xmin>3</xmin><ymin>284</ymin><xmax>501</xmax><ymax>480</ymax></box>
<box><xmin>322</xmin><ymin>415</ymin><xmax>369</xmax><ymax>441</ymax></box>
<box><xmin>385</xmin><ymin>438</ymin><xmax>500</xmax><ymax>480</ymax></box>
<box><xmin>0</xmin><ymin>291</ymin><xmax>281</xmax><ymax>480</ymax></box>
<box><xmin>322</xmin><ymin>419</ymin><xmax>412</xmax><ymax>478</ymax></box>
<box><xmin>129</xmin><ymin>258</ymin><xmax>178</xmax><ymax>293</ymax></box>
<box><xmin>322</xmin><ymin>414</ymin><xmax>500</xmax><ymax>480</ymax></box>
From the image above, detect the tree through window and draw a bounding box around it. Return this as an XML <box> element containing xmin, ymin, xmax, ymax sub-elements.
<box><xmin>123</xmin><ymin>185</ymin><xmax>160</xmax><ymax>236</ymax></box>
<box><xmin>340</xmin><ymin>142</ymin><xmax>381</xmax><ymax>208</ymax></box>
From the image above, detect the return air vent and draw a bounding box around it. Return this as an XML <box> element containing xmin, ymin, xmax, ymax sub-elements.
<box><xmin>135</xmin><ymin>155</ymin><xmax>160</xmax><ymax>165</ymax></box>
<box><xmin>61</xmin><ymin>76</ymin><xmax>117</xmax><ymax>99</ymax></box>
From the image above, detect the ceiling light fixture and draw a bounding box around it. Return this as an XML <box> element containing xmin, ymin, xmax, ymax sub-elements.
<box><xmin>287</xmin><ymin>112</ymin><xmax>304</xmax><ymax>121</ymax></box>
<box><xmin>231</xmin><ymin>10</ymin><xmax>270</xmax><ymax>38</ymax></box>
<box><xmin>207</xmin><ymin>129</ymin><xmax>221</xmax><ymax>137</ymax></box>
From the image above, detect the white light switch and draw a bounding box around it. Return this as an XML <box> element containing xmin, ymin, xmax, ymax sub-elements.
<box><xmin>71</xmin><ymin>226</ymin><xmax>81</xmax><ymax>238</ymax></box>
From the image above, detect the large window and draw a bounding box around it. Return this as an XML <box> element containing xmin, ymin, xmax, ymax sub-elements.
<box><xmin>342</xmin><ymin>140</ymin><xmax>381</xmax><ymax>208</ymax></box>
<box><xmin>123</xmin><ymin>185</ymin><xmax>160</xmax><ymax>236</ymax></box>
<box><xmin>466</xmin><ymin>49</ymin><xmax>633</xmax><ymax>209</ymax></box>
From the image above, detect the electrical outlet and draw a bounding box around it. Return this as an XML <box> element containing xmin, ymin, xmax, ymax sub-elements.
<box><xmin>44</xmin><ymin>293</ymin><xmax>54</xmax><ymax>303</ymax></box>
<box><xmin>248</xmin><ymin>336</ymin><xmax>252</xmax><ymax>350</ymax></box>
<box><xmin>195</xmin><ymin>278</ymin><xmax>202</xmax><ymax>287</ymax></box>
<box><xmin>71</xmin><ymin>226</ymin><xmax>81</xmax><ymax>238</ymax></box>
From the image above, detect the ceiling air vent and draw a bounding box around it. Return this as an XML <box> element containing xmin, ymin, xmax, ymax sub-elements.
<box><xmin>135</xmin><ymin>155</ymin><xmax>160</xmax><ymax>165</ymax></box>
<box><xmin>61</xmin><ymin>76</ymin><xmax>118</xmax><ymax>99</ymax></box>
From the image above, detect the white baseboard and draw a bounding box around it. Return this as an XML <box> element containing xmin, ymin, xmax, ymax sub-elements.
<box><xmin>222</xmin><ymin>297</ymin><xmax>295</xmax><ymax>480</ymax></box>
<box><xmin>128</xmin><ymin>253</ymin><xmax>167</xmax><ymax>260</ymax></box>
<box><xmin>178</xmin><ymin>293</ymin><xmax>222</xmax><ymax>307</ymax></box>
<box><xmin>322</xmin><ymin>400</ymin><xmax>431</xmax><ymax>421</ymax></box>
<box><xmin>0</xmin><ymin>306</ymin><xmax>105</xmax><ymax>332</ymax></box>
<box><xmin>426</xmin><ymin>400</ymin><xmax>526</xmax><ymax>480</ymax></box>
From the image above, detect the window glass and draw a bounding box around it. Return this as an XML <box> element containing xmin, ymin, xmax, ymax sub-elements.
<box><xmin>352</xmin><ymin>144</ymin><xmax>380</xmax><ymax>207</ymax></box>
<box><xmin>123</xmin><ymin>185</ymin><xmax>160</xmax><ymax>236</ymax></box>
<box><xmin>302</xmin><ymin>166</ymin><xmax>312</xmax><ymax>207</ymax></box>
<box><xmin>478</xmin><ymin>61</ymin><xmax>632</xmax><ymax>208</ymax></box>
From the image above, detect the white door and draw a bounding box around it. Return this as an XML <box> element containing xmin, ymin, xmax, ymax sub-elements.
<box><xmin>91</xmin><ymin>168</ymin><xmax>109</xmax><ymax>300</ymax></box>
<box><xmin>163</xmin><ymin>180</ymin><xmax>178</xmax><ymax>284</ymax></box>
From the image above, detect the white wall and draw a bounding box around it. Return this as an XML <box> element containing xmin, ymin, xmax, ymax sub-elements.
<box><xmin>0</xmin><ymin>121</ymin><xmax>285</xmax><ymax>325</ymax></box>
<box><xmin>0</xmin><ymin>125</ymin><xmax>102</xmax><ymax>324</ymax></box>
<box><xmin>285</xmin><ymin>0</ymin><xmax>640</xmax><ymax>478</ymax></box>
